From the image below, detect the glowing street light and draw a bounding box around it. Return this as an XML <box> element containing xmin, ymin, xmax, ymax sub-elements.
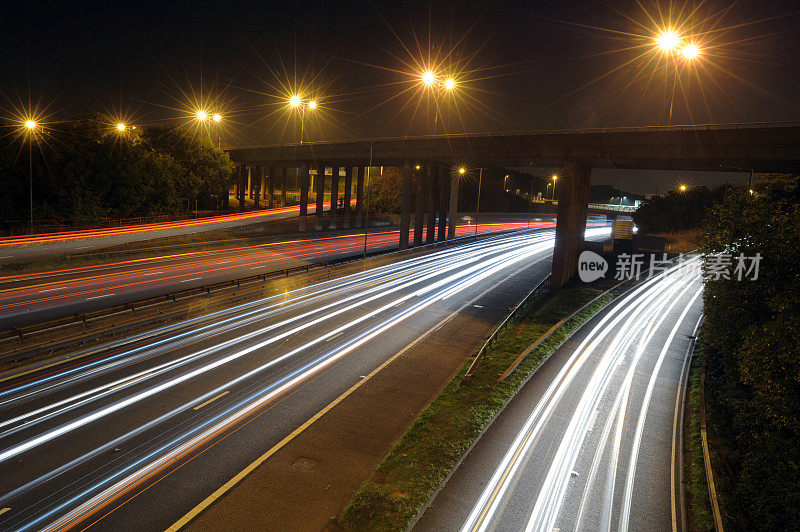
<box><xmin>458</xmin><ymin>167</ymin><xmax>466</xmax><ymax>175</ymax></box>
<box><xmin>116</xmin><ymin>123</ymin><xmax>127</xmax><ymax>132</ymax></box>
<box><xmin>444</xmin><ymin>77</ymin><xmax>456</xmax><ymax>90</ymax></box>
<box><xmin>655</xmin><ymin>29</ymin><xmax>681</xmax><ymax>53</ymax></box>
<box><xmin>21</xmin><ymin>119</ymin><xmax>38</xmax><ymax>232</ymax></box>
<box><xmin>680</xmin><ymin>43</ymin><xmax>701</xmax><ymax>60</ymax></box>
<box><xmin>679</xmin><ymin>184</ymin><xmax>687</xmax><ymax>192</ymax></box>
<box><xmin>551</xmin><ymin>174</ymin><xmax>558</xmax><ymax>201</ymax></box>
<box><xmin>212</xmin><ymin>113</ymin><xmax>222</xmax><ymax>122</ymax></box>
<box><xmin>289</xmin><ymin>95</ymin><xmax>302</xmax><ymax>108</ymax></box>
<box><xmin>196</xmin><ymin>110</ymin><xmax>208</xmax><ymax>121</ymax></box>
<box><xmin>422</xmin><ymin>70</ymin><xmax>436</xmax><ymax>86</ymax></box>
<box><xmin>307</xmin><ymin>100</ymin><xmax>317</xmax><ymax>110</ymax></box>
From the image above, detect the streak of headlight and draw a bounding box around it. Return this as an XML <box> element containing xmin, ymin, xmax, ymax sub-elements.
<box><xmin>529</xmin><ymin>275</ymin><xmax>697</xmax><ymax>531</ymax></box>
<box><xmin>460</xmin><ymin>257</ymin><xmax>698</xmax><ymax>532</ymax></box>
<box><xmin>32</xmin><ymin>230</ymin><xmax>553</xmax><ymax>530</ymax></box>
<box><xmin>0</xmin><ymin>232</ymin><xmax>555</xmax><ymax>464</ymax></box>
<box><xmin>0</xmin><ymin>236</ymin><xmax>529</xmax><ymax>432</ymax></box>
<box><xmin>0</xmin><ymin>229</ymin><xmax>551</xmax><ymax>403</ymax></box>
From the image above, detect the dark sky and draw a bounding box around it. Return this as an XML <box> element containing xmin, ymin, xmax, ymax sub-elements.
<box><xmin>2</xmin><ymin>0</ymin><xmax>799</xmax><ymax>193</ymax></box>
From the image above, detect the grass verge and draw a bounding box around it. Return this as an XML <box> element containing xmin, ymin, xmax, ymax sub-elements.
<box><xmin>333</xmin><ymin>282</ymin><xmax>617</xmax><ymax>531</ymax></box>
<box><xmin>684</xmin><ymin>341</ymin><xmax>714</xmax><ymax>531</ymax></box>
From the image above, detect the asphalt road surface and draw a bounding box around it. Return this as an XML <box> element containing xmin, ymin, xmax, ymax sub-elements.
<box><xmin>0</xmin><ymin>226</ymin><xmax>609</xmax><ymax>531</ymax></box>
<box><xmin>417</xmin><ymin>257</ymin><xmax>703</xmax><ymax>532</ymax></box>
<box><xmin>0</xmin><ymin>220</ymin><xmax>555</xmax><ymax>328</ymax></box>
<box><xmin>0</xmin><ymin>203</ymin><xmax>326</xmax><ymax>263</ymax></box>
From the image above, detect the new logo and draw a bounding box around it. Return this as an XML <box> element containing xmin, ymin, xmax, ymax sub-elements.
<box><xmin>578</xmin><ymin>250</ymin><xmax>608</xmax><ymax>283</ymax></box>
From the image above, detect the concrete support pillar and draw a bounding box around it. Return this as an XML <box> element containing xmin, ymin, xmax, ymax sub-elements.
<box><xmin>299</xmin><ymin>165</ymin><xmax>310</xmax><ymax>231</ymax></box>
<box><xmin>316</xmin><ymin>165</ymin><xmax>326</xmax><ymax>231</ymax></box>
<box><xmin>355</xmin><ymin>166</ymin><xmax>365</xmax><ymax>228</ymax></box>
<box><xmin>447</xmin><ymin>167</ymin><xmax>460</xmax><ymax>239</ymax></box>
<box><xmin>426</xmin><ymin>163</ymin><xmax>438</xmax><ymax>244</ymax></box>
<box><xmin>413</xmin><ymin>165</ymin><xmax>425</xmax><ymax>246</ymax></box>
<box><xmin>551</xmin><ymin>160</ymin><xmax>592</xmax><ymax>289</ymax></box>
<box><xmin>343</xmin><ymin>166</ymin><xmax>354</xmax><ymax>228</ymax></box>
<box><xmin>267</xmin><ymin>166</ymin><xmax>275</xmax><ymax>208</ymax></box>
<box><xmin>238</xmin><ymin>165</ymin><xmax>246</xmax><ymax>211</ymax></box>
<box><xmin>247</xmin><ymin>168</ymin><xmax>253</xmax><ymax>199</ymax></box>
<box><xmin>399</xmin><ymin>161</ymin><xmax>413</xmax><ymax>250</ymax></box>
<box><xmin>437</xmin><ymin>165</ymin><xmax>449</xmax><ymax>241</ymax></box>
<box><xmin>253</xmin><ymin>165</ymin><xmax>262</xmax><ymax>208</ymax></box>
<box><xmin>329</xmin><ymin>166</ymin><xmax>340</xmax><ymax>229</ymax></box>
<box><xmin>280</xmin><ymin>167</ymin><xmax>288</xmax><ymax>207</ymax></box>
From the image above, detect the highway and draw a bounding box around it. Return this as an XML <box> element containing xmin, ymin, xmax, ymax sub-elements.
<box><xmin>0</xmin><ymin>203</ymin><xmax>326</xmax><ymax>263</ymax></box>
<box><xmin>0</xmin><ymin>219</ymin><xmax>556</xmax><ymax>328</ymax></box>
<box><xmin>418</xmin><ymin>258</ymin><xmax>702</xmax><ymax>532</ymax></box>
<box><xmin>0</xmin><ymin>226</ymin><xmax>609</xmax><ymax>531</ymax></box>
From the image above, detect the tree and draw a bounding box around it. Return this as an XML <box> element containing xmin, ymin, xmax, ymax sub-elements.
<box><xmin>140</xmin><ymin>125</ymin><xmax>234</xmax><ymax>210</ymax></box>
<box><xmin>701</xmin><ymin>175</ymin><xmax>800</xmax><ymax>528</ymax></box>
<box><xmin>634</xmin><ymin>186</ymin><xmax>725</xmax><ymax>233</ymax></box>
<box><xmin>366</xmin><ymin>167</ymin><xmax>403</xmax><ymax>214</ymax></box>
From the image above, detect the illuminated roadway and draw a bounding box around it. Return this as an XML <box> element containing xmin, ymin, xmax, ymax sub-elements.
<box><xmin>0</xmin><ymin>226</ymin><xmax>610</xmax><ymax>531</ymax></box>
<box><xmin>417</xmin><ymin>258</ymin><xmax>702</xmax><ymax>532</ymax></box>
<box><xmin>0</xmin><ymin>202</ymin><xmax>336</xmax><ymax>263</ymax></box>
<box><xmin>0</xmin><ymin>219</ymin><xmax>555</xmax><ymax>328</ymax></box>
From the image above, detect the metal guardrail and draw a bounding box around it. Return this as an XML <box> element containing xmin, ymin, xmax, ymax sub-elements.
<box><xmin>701</xmin><ymin>361</ymin><xmax>726</xmax><ymax>531</ymax></box>
<box><xmin>460</xmin><ymin>273</ymin><xmax>552</xmax><ymax>384</ymax></box>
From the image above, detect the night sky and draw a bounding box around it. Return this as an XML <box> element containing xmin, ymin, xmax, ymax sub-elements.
<box><xmin>2</xmin><ymin>0</ymin><xmax>799</xmax><ymax>194</ymax></box>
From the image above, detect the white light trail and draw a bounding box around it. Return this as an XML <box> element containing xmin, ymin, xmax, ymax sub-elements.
<box><xmin>461</xmin><ymin>257</ymin><xmax>700</xmax><ymax>532</ymax></box>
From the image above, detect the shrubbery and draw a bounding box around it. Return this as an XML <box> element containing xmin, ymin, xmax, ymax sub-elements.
<box><xmin>634</xmin><ymin>186</ymin><xmax>724</xmax><ymax>233</ymax></box>
<box><xmin>701</xmin><ymin>175</ymin><xmax>800</xmax><ymax>528</ymax></box>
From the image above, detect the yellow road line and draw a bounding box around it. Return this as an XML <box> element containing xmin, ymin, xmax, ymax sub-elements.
<box><xmin>193</xmin><ymin>391</ymin><xmax>230</xmax><ymax>411</ymax></box>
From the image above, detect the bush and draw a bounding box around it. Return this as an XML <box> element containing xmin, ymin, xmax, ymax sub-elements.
<box><xmin>700</xmin><ymin>174</ymin><xmax>800</xmax><ymax>528</ymax></box>
<box><xmin>634</xmin><ymin>186</ymin><xmax>724</xmax><ymax>233</ymax></box>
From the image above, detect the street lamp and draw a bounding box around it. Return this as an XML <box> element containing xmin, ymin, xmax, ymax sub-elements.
<box><xmin>196</xmin><ymin>110</ymin><xmax>208</xmax><ymax>121</ymax></box>
<box><xmin>422</xmin><ymin>70</ymin><xmax>436</xmax><ymax>86</ymax></box>
<box><xmin>458</xmin><ymin>167</ymin><xmax>466</xmax><ymax>175</ymax></box>
<box><xmin>551</xmin><ymin>174</ymin><xmax>558</xmax><ymax>201</ymax></box>
<box><xmin>307</xmin><ymin>100</ymin><xmax>317</xmax><ymax>110</ymax></box>
<box><xmin>444</xmin><ymin>77</ymin><xmax>456</xmax><ymax>90</ymax></box>
<box><xmin>680</xmin><ymin>43</ymin><xmax>701</xmax><ymax>60</ymax></box>
<box><xmin>679</xmin><ymin>184</ymin><xmax>687</xmax><ymax>192</ymax></box>
<box><xmin>212</xmin><ymin>113</ymin><xmax>222</xmax><ymax>122</ymax></box>
<box><xmin>656</xmin><ymin>29</ymin><xmax>681</xmax><ymax>53</ymax></box>
<box><xmin>289</xmin><ymin>95</ymin><xmax>302</xmax><ymax>108</ymax></box>
<box><xmin>22</xmin><ymin>120</ymin><xmax>37</xmax><ymax>232</ymax></box>
<box><xmin>116</xmin><ymin>123</ymin><xmax>127</xmax><ymax>132</ymax></box>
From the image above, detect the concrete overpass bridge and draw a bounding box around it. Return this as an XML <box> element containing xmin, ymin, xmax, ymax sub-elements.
<box><xmin>228</xmin><ymin>122</ymin><xmax>800</xmax><ymax>287</ymax></box>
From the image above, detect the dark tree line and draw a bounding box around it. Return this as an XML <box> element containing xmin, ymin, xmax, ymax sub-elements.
<box><xmin>633</xmin><ymin>186</ymin><xmax>725</xmax><ymax>233</ymax></box>
<box><xmin>701</xmin><ymin>175</ymin><xmax>800</xmax><ymax>528</ymax></box>
<box><xmin>0</xmin><ymin>114</ymin><xmax>234</xmax><ymax>224</ymax></box>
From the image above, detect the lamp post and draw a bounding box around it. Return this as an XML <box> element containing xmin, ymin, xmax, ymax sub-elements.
<box><xmin>527</xmin><ymin>176</ymin><xmax>535</xmax><ymax>228</ymax></box>
<box><xmin>474</xmin><ymin>168</ymin><xmax>483</xmax><ymax>235</ymax></box>
<box><xmin>551</xmin><ymin>174</ymin><xmax>558</xmax><ymax>201</ymax></box>
<box><xmin>23</xmin><ymin>120</ymin><xmax>37</xmax><ymax>233</ymax></box>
